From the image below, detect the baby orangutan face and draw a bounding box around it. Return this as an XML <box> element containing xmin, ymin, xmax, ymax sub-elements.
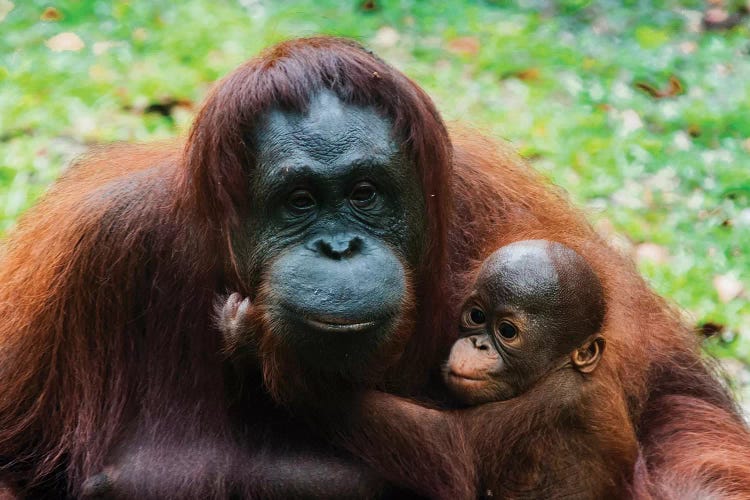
<box><xmin>443</xmin><ymin>240</ymin><xmax>606</xmax><ymax>405</ymax></box>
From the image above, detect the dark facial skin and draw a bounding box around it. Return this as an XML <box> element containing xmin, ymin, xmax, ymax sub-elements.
<box><xmin>232</xmin><ymin>90</ymin><xmax>426</xmax><ymax>371</ymax></box>
<box><xmin>444</xmin><ymin>240</ymin><xmax>606</xmax><ymax>405</ymax></box>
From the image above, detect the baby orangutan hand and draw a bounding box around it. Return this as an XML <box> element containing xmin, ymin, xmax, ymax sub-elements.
<box><xmin>218</xmin><ymin>292</ymin><xmax>258</xmax><ymax>355</ymax></box>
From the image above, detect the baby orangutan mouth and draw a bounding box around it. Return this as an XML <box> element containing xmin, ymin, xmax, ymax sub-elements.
<box><xmin>447</xmin><ymin>371</ymin><xmax>486</xmax><ymax>382</ymax></box>
<box><xmin>445</xmin><ymin>371</ymin><xmax>492</xmax><ymax>397</ymax></box>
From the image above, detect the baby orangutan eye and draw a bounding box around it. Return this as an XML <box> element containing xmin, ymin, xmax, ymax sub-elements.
<box><xmin>497</xmin><ymin>321</ymin><xmax>518</xmax><ymax>340</ymax></box>
<box><xmin>463</xmin><ymin>307</ymin><xmax>486</xmax><ymax>326</ymax></box>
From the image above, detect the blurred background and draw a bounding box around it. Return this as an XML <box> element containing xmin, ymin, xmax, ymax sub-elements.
<box><xmin>1</xmin><ymin>0</ymin><xmax>748</xmax><ymax>412</ymax></box>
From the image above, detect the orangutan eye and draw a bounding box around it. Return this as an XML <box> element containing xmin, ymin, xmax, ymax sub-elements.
<box><xmin>349</xmin><ymin>182</ymin><xmax>378</xmax><ymax>209</ymax></box>
<box><xmin>497</xmin><ymin>321</ymin><xmax>518</xmax><ymax>340</ymax></box>
<box><xmin>288</xmin><ymin>189</ymin><xmax>316</xmax><ymax>212</ymax></box>
<box><xmin>468</xmin><ymin>307</ymin><xmax>486</xmax><ymax>325</ymax></box>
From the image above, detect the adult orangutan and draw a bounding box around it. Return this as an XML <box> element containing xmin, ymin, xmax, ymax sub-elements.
<box><xmin>0</xmin><ymin>36</ymin><xmax>748</xmax><ymax>498</ymax></box>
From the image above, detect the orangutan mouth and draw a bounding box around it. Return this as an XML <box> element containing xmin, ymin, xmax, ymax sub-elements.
<box><xmin>303</xmin><ymin>316</ymin><xmax>381</xmax><ymax>333</ymax></box>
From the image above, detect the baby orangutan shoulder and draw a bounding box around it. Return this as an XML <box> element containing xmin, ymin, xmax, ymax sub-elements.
<box><xmin>444</xmin><ymin>239</ymin><xmax>606</xmax><ymax>406</ymax></box>
<box><xmin>217</xmin><ymin>240</ymin><xmax>638</xmax><ymax>500</ymax></box>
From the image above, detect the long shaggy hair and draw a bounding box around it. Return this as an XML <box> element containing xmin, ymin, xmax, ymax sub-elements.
<box><xmin>0</xmin><ymin>37</ymin><xmax>452</xmax><ymax>495</ymax></box>
<box><xmin>0</xmin><ymin>36</ymin><xmax>747</xmax><ymax>498</ymax></box>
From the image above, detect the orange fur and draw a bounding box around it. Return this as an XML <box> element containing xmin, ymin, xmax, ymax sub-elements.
<box><xmin>448</xmin><ymin>130</ymin><xmax>750</xmax><ymax>497</ymax></box>
<box><xmin>0</xmin><ymin>36</ymin><xmax>747</xmax><ymax>497</ymax></box>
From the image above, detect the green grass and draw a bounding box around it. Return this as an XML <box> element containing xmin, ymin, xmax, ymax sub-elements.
<box><xmin>1</xmin><ymin>1</ymin><xmax>749</xmax><ymax>377</ymax></box>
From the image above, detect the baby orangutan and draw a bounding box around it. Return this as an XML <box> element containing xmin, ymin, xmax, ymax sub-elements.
<box><xmin>219</xmin><ymin>240</ymin><xmax>638</xmax><ymax>499</ymax></box>
<box><xmin>443</xmin><ymin>239</ymin><xmax>606</xmax><ymax>406</ymax></box>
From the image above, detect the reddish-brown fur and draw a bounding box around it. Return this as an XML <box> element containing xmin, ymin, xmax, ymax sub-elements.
<box><xmin>0</xmin><ymin>36</ymin><xmax>748</xmax><ymax>497</ymax></box>
<box><xmin>0</xmin><ymin>36</ymin><xmax>451</xmax><ymax>498</ymax></box>
<box><xmin>322</xmin><ymin>367</ymin><xmax>637</xmax><ymax>499</ymax></box>
<box><xmin>447</xmin><ymin>134</ymin><xmax>750</xmax><ymax>497</ymax></box>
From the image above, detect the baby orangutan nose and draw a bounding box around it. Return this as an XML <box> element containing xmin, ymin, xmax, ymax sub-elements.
<box><xmin>447</xmin><ymin>335</ymin><xmax>500</xmax><ymax>380</ymax></box>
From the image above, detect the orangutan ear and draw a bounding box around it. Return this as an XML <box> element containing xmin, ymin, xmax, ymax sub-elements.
<box><xmin>571</xmin><ymin>337</ymin><xmax>605</xmax><ymax>374</ymax></box>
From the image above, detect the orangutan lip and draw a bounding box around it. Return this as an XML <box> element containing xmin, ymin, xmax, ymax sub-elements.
<box><xmin>279</xmin><ymin>303</ymin><xmax>383</xmax><ymax>333</ymax></box>
<box><xmin>302</xmin><ymin>316</ymin><xmax>379</xmax><ymax>333</ymax></box>
<box><xmin>448</xmin><ymin>371</ymin><xmax>486</xmax><ymax>383</ymax></box>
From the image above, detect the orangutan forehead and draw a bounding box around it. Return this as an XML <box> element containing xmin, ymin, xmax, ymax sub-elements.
<box><xmin>253</xmin><ymin>90</ymin><xmax>400</xmax><ymax>167</ymax></box>
<box><xmin>477</xmin><ymin>240</ymin><xmax>561</xmax><ymax>309</ymax></box>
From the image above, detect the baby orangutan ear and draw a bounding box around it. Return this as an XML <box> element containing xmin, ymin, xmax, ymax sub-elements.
<box><xmin>571</xmin><ymin>337</ymin><xmax>605</xmax><ymax>374</ymax></box>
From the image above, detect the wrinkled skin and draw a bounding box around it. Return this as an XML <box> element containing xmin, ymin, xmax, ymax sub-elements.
<box><xmin>233</xmin><ymin>90</ymin><xmax>426</xmax><ymax>373</ymax></box>
<box><xmin>444</xmin><ymin>240</ymin><xmax>606</xmax><ymax>405</ymax></box>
